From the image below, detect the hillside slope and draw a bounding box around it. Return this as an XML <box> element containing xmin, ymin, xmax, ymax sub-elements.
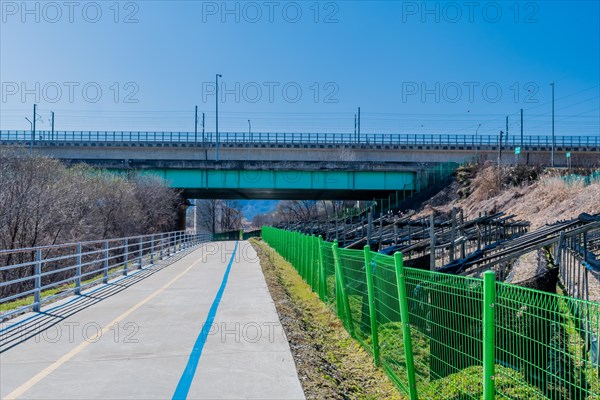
<box><xmin>417</xmin><ymin>164</ymin><xmax>600</xmax><ymax>229</ymax></box>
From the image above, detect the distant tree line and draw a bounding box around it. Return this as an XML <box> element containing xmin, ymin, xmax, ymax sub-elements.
<box><xmin>250</xmin><ymin>200</ymin><xmax>363</xmax><ymax>228</ymax></box>
<box><xmin>0</xmin><ymin>148</ymin><xmax>181</xmax><ymax>252</ymax></box>
<box><xmin>194</xmin><ymin>199</ymin><xmax>242</xmax><ymax>234</ymax></box>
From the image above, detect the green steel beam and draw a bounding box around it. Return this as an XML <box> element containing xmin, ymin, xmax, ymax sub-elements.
<box><xmin>140</xmin><ymin>169</ymin><xmax>416</xmax><ymax>192</ymax></box>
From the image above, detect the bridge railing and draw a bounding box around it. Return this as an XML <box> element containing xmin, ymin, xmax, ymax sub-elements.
<box><xmin>1</xmin><ymin>130</ymin><xmax>598</xmax><ymax>148</ymax></box>
<box><xmin>0</xmin><ymin>231</ymin><xmax>211</xmax><ymax>319</ymax></box>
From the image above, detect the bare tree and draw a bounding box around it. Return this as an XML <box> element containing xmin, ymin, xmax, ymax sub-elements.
<box><xmin>220</xmin><ymin>200</ymin><xmax>242</xmax><ymax>231</ymax></box>
<box><xmin>196</xmin><ymin>199</ymin><xmax>219</xmax><ymax>234</ymax></box>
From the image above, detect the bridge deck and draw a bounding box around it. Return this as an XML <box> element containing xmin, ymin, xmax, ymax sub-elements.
<box><xmin>0</xmin><ymin>241</ymin><xmax>304</xmax><ymax>400</ymax></box>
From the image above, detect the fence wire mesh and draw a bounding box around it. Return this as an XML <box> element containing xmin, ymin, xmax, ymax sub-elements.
<box><xmin>262</xmin><ymin>226</ymin><xmax>600</xmax><ymax>400</ymax></box>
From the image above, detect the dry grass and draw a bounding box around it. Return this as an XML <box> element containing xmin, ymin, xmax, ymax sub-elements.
<box><xmin>418</xmin><ymin>164</ymin><xmax>600</xmax><ymax>229</ymax></box>
<box><xmin>250</xmin><ymin>238</ymin><xmax>405</xmax><ymax>400</ymax></box>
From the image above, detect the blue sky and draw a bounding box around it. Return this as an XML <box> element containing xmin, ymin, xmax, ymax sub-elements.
<box><xmin>1</xmin><ymin>1</ymin><xmax>599</xmax><ymax>138</ymax></box>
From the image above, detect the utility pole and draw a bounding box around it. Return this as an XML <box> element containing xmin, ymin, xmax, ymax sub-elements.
<box><xmin>51</xmin><ymin>111</ymin><xmax>55</xmax><ymax>140</ymax></box>
<box><xmin>475</xmin><ymin>123</ymin><xmax>481</xmax><ymax>163</ymax></box>
<box><xmin>194</xmin><ymin>106</ymin><xmax>198</xmax><ymax>142</ymax></box>
<box><xmin>505</xmin><ymin>116</ymin><xmax>509</xmax><ymax>146</ymax></box>
<box><xmin>32</xmin><ymin>104</ymin><xmax>37</xmax><ymax>143</ymax></box>
<box><xmin>25</xmin><ymin>117</ymin><xmax>33</xmax><ymax>154</ymax></box>
<box><xmin>354</xmin><ymin>114</ymin><xmax>357</xmax><ymax>142</ymax></box>
<box><xmin>248</xmin><ymin>119</ymin><xmax>251</xmax><ymax>140</ymax></box>
<box><xmin>551</xmin><ymin>82</ymin><xmax>555</xmax><ymax>167</ymax></box>
<box><xmin>202</xmin><ymin>112</ymin><xmax>205</xmax><ymax>142</ymax></box>
<box><xmin>498</xmin><ymin>130</ymin><xmax>503</xmax><ymax>166</ymax></box>
<box><xmin>358</xmin><ymin>107</ymin><xmax>361</xmax><ymax>142</ymax></box>
<box><xmin>520</xmin><ymin>108</ymin><xmax>523</xmax><ymax>148</ymax></box>
<box><xmin>216</xmin><ymin>74</ymin><xmax>222</xmax><ymax>161</ymax></box>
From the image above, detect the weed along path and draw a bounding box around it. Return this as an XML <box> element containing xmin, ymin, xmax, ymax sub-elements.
<box><xmin>0</xmin><ymin>241</ymin><xmax>305</xmax><ymax>400</ymax></box>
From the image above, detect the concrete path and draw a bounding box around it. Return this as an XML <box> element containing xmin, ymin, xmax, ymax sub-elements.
<box><xmin>0</xmin><ymin>241</ymin><xmax>305</xmax><ymax>400</ymax></box>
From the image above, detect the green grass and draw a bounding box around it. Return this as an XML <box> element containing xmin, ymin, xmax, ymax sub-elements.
<box><xmin>420</xmin><ymin>365</ymin><xmax>546</xmax><ymax>399</ymax></box>
<box><xmin>0</xmin><ymin>285</ymin><xmax>70</xmax><ymax>313</ymax></box>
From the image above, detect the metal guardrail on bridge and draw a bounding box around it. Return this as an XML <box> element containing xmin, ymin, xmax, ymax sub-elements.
<box><xmin>1</xmin><ymin>130</ymin><xmax>599</xmax><ymax>148</ymax></box>
<box><xmin>0</xmin><ymin>231</ymin><xmax>211</xmax><ymax>319</ymax></box>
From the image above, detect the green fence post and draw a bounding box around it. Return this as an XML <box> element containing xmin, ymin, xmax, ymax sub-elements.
<box><xmin>310</xmin><ymin>235</ymin><xmax>316</xmax><ymax>291</ymax></box>
<box><xmin>394</xmin><ymin>252</ymin><xmax>418</xmax><ymax>400</ymax></box>
<box><xmin>302</xmin><ymin>234</ymin><xmax>307</xmax><ymax>281</ymax></box>
<box><xmin>363</xmin><ymin>245</ymin><xmax>380</xmax><ymax>365</ymax></box>
<box><xmin>318</xmin><ymin>235</ymin><xmax>326</xmax><ymax>302</ymax></box>
<box><xmin>332</xmin><ymin>240</ymin><xmax>355</xmax><ymax>337</ymax></box>
<box><xmin>483</xmin><ymin>270</ymin><xmax>496</xmax><ymax>400</ymax></box>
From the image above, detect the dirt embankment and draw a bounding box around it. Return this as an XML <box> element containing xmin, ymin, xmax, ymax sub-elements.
<box><xmin>250</xmin><ymin>238</ymin><xmax>404</xmax><ymax>400</ymax></box>
<box><xmin>416</xmin><ymin>164</ymin><xmax>600</xmax><ymax>229</ymax></box>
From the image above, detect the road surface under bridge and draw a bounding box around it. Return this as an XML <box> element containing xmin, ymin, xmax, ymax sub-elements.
<box><xmin>0</xmin><ymin>241</ymin><xmax>305</xmax><ymax>400</ymax></box>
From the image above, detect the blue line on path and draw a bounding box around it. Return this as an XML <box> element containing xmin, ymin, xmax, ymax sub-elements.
<box><xmin>172</xmin><ymin>241</ymin><xmax>238</xmax><ymax>400</ymax></box>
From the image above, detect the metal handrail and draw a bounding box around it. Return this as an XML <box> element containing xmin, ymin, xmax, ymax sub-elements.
<box><xmin>1</xmin><ymin>130</ymin><xmax>598</xmax><ymax>148</ymax></box>
<box><xmin>0</xmin><ymin>230</ymin><xmax>212</xmax><ymax>319</ymax></box>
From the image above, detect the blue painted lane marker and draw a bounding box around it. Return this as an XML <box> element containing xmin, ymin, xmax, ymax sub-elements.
<box><xmin>172</xmin><ymin>241</ymin><xmax>238</xmax><ymax>400</ymax></box>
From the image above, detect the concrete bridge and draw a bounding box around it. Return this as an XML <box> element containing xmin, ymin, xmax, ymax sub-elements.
<box><xmin>1</xmin><ymin>130</ymin><xmax>598</xmax><ymax>166</ymax></box>
<box><xmin>1</xmin><ymin>130</ymin><xmax>598</xmax><ymax>201</ymax></box>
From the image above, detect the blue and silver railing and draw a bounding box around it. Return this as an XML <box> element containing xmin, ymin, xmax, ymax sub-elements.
<box><xmin>0</xmin><ymin>231</ymin><xmax>211</xmax><ymax>319</ymax></box>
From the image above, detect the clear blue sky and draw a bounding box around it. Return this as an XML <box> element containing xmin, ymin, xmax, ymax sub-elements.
<box><xmin>1</xmin><ymin>0</ymin><xmax>599</xmax><ymax>138</ymax></box>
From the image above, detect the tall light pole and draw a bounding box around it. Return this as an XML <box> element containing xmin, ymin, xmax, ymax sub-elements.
<box><xmin>32</xmin><ymin>104</ymin><xmax>37</xmax><ymax>142</ymax></box>
<box><xmin>194</xmin><ymin>105</ymin><xmax>198</xmax><ymax>142</ymax></box>
<box><xmin>357</xmin><ymin>107</ymin><xmax>361</xmax><ymax>142</ymax></box>
<box><xmin>520</xmin><ymin>108</ymin><xmax>523</xmax><ymax>148</ymax></box>
<box><xmin>202</xmin><ymin>112</ymin><xmax>205</xmax><ymax>143</ymax></box>
<box><xmin>215</xmin><ymin>74</ymin><xmax>222</xmax><ymax>161</ymax></box>
<box><xmin>51</xmin><ymin>111</ymin><xmax>55</xmax><ymax>140</ymax></box>
<box><xmin>248</xmin><ymin>119</ymin><xmax>251</xmax><ymax>141</ymax></box>
<box><xmin>475</xmin><ymin>123</ymin><xmax>482</xmax><ymax>163</ymax></box>
<box><xmin>551</xmin><ymin>82</ymin><xmax>555</xmax><ymax>167</ymax></box>
<box><xmin>25</xmin><ymin>117</ymin><xmax>33</xmax><ymax>154</ymax></box>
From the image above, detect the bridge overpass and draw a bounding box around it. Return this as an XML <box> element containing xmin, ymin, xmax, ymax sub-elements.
<box><xmin>2</xmin><ymin>131</ymin><xmax>598</xmax><ymax>167</ymax></box>
<box><xmin>0</xmin><ymin>130</ymin><xmax>492</xmax><ymax>201</ymax></box>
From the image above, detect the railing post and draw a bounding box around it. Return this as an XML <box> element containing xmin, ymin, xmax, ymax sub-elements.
<box><xmin>332</xmin><ymin>240</ymin><xmax>355</xmax><ymax>337</ymax></box>
<box><xmin>150</xmin><ymin>234</ymin><xmax>155</xmax><ymax>265</ymax></box>
<box><xmin>160</xmin><ymin>233</ymin><xmax>164</xmax><ymax>259</ymax></box>
<box><xmin>123</xmin><ymin>238</ymin><xmax>129</xmax><ymax>276</ymax></box>
<box><xmin>483</xmin><ymin>270</ymin><xmax>496</xmax><ymax>400</ymax></box>
<box><xmin>75</xmin><ymin>243</ymin><xmax>82</xmax><ymax>295</ymax></box>
<box><xmin>167</xmin><ymin>232</ymin><xmax>172</xmax><ymax>255</ymax></box>
<box><xmin>394</xmin><ymin>252</ymin><xmax>418</xmax><ymax>400</ymax></box>
<box><xmin>103</xmin><ymin>240</ymin><xmax>109</xmax><ymax>284</ymax></box>
<box><xmin>363</xmin><ymin>245</ymin><xmax>380</xmax><ymax>365</ymax></box>
<box><xmin>33</xmin><ymin>249</ymin><xmax>42</xmax><ymax>312</ymax></box>
<box><xmin>138</xmin><ymin>236</ymin><xmax>143</xmax><ymax>269</ymax></box>
<box><xmin>318</xmin><ymin>235</ymin><xmax>327</xmax><ymax>301</ymax></box>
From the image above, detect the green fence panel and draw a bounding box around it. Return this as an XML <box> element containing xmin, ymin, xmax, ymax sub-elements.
<box><xmin>261</xmin><ymin>226</ymin><xmax>600</xmax><ymax>400</ymax></box>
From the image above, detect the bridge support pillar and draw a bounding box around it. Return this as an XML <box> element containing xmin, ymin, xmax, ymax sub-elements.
<box><xmin>175</xmin><ymin>197</ymin><xmax>190</xmax><ymax>232</ymax></box>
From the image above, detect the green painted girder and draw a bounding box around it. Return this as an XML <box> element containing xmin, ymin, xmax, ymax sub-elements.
<box><xmin>140</xmin><ymin>169</ymin><xmax>416</xmax><ymax>191</ymax></box>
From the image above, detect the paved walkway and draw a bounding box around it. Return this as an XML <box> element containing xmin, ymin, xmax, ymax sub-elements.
<box><xmin>0</xmin><ymin>241</ymin><xmax>305</xmax><ymax>400</ymax></box>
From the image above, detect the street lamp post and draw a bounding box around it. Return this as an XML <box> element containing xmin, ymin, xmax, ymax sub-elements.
<box><xmin>32</xmin><ymin>104</ymin><xmax>37</xmax><ymax>143</ymax></box>
<box><xmin>215</xmin><ymin>74</ymin><xmax>222</xmax><ymax>161</ymax></box>
<box><xmin>248</xmin><ymin>119</ymin><xmax>251</xmax><ymax>142</ymax></box>
<box><xmin>551</xmin><ymin>82</ymin><xmax>555</xmax><ymax>167</ymax></box>
<box><xmin>25</xmin><ymin>117</ymin><xmax>33</xmax><ymax>154</ymax></box>
<box><xmin>475</xmin><ymin>124</ymin><xmax>482</xmax><ymax>163</ymax></box>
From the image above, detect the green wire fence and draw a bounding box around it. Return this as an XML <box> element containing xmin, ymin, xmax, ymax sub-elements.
<box><xmin>262</xmin><ymin>226</ymin><xmax>600</xmax><ymax>400</ymax></box>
